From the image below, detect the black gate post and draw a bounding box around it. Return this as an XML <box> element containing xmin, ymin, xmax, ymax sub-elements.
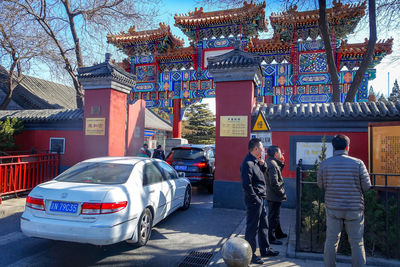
<box><xmin>296</xmin><ymin>159</ymin><xmax>303</xmax><ymax>252</ymax></box>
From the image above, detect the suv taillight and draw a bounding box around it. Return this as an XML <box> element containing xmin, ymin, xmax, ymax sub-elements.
<box><xmin>26</xmin><ymin>196</ymin><xmax>45</xmax><ymax>211</ymax></box>
<box><xmin>81</xmin><ymin>201</ymin><xmax>127</xmax><ymax>215</ymax></box>
<box><xmin>193</xmin><ymin>162</ymin><xmax>208</xmax><ymax>168</ymax></box>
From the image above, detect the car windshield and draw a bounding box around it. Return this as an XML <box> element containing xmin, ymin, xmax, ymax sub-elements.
<box><xmin>54</xmin><ymin>162</ymin><xmax>133</xmax><ymax>184</ymax></box>
<box><xmin>170</xmin><ymin>148</ymin><xmax>204</xmax><ymax>160</ymax></box>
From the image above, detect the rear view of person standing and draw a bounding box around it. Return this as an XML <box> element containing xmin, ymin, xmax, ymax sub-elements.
<box><xmin>317</xmin><ymin>134</ymin><xmax>371</xmax><ymax>267</ymax></box>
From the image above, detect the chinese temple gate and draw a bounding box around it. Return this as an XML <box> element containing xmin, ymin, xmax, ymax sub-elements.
<box><xmin>107</xmin><ymin>1</ymin><xmax>393</xmax><ymax>138</ymax></box>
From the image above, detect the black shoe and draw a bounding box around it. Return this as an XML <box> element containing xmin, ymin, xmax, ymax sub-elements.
<box><xmin>276</xmin><ymin>233</ymin><xmax>288</xmax><ymax>239</ymax></box>
<box><xmin>260</xmin><ymin>249</ymin><xmax>279</xmax><ymax>257</ymax></box>
<box><xmin>251</xmin><ymin>255</ymin><xmax>264</xmax><ymax>264</ymax></box>
<box><xmin>269</xmin><ymin>239</ymin><xmax>283</xmax><ymax>245</ymax></box>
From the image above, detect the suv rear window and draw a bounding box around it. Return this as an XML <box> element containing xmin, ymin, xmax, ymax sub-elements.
<box><xmin>170</xmin><ymin>148</ymin><xmax>205</xmax><ymax>160</ymax></box>
<box><xmin>55</xmin><ymin>162</ymin><xmax>133</xmax><ymax>184</ymax></box>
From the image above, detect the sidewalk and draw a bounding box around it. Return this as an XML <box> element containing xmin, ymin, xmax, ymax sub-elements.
<box><xmin>0</xmin><ymin>195</ymin><xmax>26</xmax><ymax>219</ymax></box>
<box><xmin>209</xmin><ymin>207</ymin><xmax>399</xmax><ymax>267</ymax></box>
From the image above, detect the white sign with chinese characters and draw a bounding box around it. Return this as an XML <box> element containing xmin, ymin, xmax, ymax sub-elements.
<box><xmin>296</xmin><ymin>142</ymin><xmax>333</xmax><ymax>165</ymax></box>
<box><xmin>251</xmin><ymin>132</ymin><xmax>272</xmax><ymax>148</ymax></box>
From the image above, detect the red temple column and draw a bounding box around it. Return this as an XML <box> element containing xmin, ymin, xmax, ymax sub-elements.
<box><xmin>173</xmin><ymin>98</ymin><xmax>182</xmax><ymax>138</ymax></box>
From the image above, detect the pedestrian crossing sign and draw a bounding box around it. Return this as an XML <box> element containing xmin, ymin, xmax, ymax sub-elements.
<box><xmin>252</xmin><ymin>111</ymin><xmax>271</xmax><ymax>132</ymax></box>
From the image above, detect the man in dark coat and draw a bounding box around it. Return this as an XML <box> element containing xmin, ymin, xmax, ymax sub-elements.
<box><xmin>265</xmin><ymin>145</ymin><xmax>288</xmax><ymax>245</ymax></box>
<box><xmin>152</xmin><ymin>145</ymin><xmax>165</xmax><ymax>160</ymax></box>
<box><xmin>240</xmin><ymin>138</ymin><xmax>279</xmax><ymax>265</ymax></box>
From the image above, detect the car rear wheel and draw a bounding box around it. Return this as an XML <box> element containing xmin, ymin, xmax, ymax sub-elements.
<box><xmin>136</xmin><ymin>208</ymin><xmax>153</xmax><ymax>247</ymax></box>
<box><xmin>181</xmin><ymin>186</ymin><xmax>191</xmax><ymax>210</ymax></box>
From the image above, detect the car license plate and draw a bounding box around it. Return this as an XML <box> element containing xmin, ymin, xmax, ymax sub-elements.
<box><xmin>175</xmin><ymin>165</ymin><xmax>187</xmax><ymax>171</ymax></box>
<box><xmin>50</xmin><ymin>201</ymin><xmax>79</xmax><ymax>214</ymax></box>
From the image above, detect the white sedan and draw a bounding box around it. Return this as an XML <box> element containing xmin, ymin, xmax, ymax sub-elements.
<box><xmin>20</xmin><ymin>157</ymin><xmax>191</xmax><ymax>246</ymax></box>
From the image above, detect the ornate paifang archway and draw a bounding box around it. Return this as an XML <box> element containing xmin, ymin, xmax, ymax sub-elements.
<box><xmin>107</xmin><ymin>1</ymin><xmax>392</xmax><ymax>138</ymax></box>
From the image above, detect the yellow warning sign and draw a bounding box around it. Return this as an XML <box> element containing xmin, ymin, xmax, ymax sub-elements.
<box><xmin>252</xmin><ymin>112</ymin><xmax>270</xmax><ymax>132</ymax></box>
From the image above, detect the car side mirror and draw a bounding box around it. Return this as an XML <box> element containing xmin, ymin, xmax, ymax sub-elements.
<box><xmin>178</xmin><ymin>172</ymin><xmax>186</xmax><ymax>178</ymax></box>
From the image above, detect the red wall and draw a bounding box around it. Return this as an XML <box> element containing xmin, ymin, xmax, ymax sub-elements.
<box><xmin>215</xmin><ymin>80</ymin><xmax>256</xmax><ymax>183</ymax></box>
<box><xmin>272</xmin><ymin>131</ymin><xmax>368</xmax><ymax>179</ymax></box>
<box><xmin>15</xmin><ymin>129</ymin><xmax>84</xmax><ymax>167</ymax></box>
<box><xmin>126</xmin><ymin>99</ymin><xmax>145</xmax><ymax>156</ymax></box>
<box><xmin>109</xmin><ymin>89</ymin><xmax>129</xmax><ymax>156</ymax></box>
<box><xmin>84</xmin><ymin>89</ymin><xmax>111</xmax><ymax>158</ymax></box>
<box><xmin>83</xmin><ymin>89</ymin><xmax>129</xmax><ymax>158</ymax></box>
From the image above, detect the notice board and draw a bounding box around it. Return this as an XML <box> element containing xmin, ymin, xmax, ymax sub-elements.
<box><xmin>369</xmin><ymin>122</ymin><xmax>400</xmax><ymax>186</ymax></box>
<box><xmin>85</xmin><ymin>118</ymin><xmax>106</xmax><ymax>136</ymax></box>
<box><xmin>220</xmin><ymin>116</ymin><xmax>248</xmax><ymax>137</ymax></box>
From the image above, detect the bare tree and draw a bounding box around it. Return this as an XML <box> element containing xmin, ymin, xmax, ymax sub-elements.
<box><xmin>6</xmin><ymin>0</ymin><xmax>161</xmax><ymax>109</ymax></box>
<box><xmin>345</xmin><ymin>0</ymin><xmax>377</xmax><ymax>102</ymax></box>
<box><xmin>377</xmin><ymin>0</ymin><xmax>399</xmax><ymax>62</ymax></box>
<box><xmin>0</xmin><ymin>2</ymin><xmax>49</xmax><ymax>109</ymax></box>
<box><xmin>318</xmin><ymin>0</ymin><xmax>341</xmax><ymax>102</ymax></box>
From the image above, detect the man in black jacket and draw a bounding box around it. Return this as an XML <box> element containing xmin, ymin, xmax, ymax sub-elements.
<box><xmin>240</xmin><ymin>138</ymin><xmax>279</xmax><ymax>264</ymax></box>
<box><xmin>265</xmin><ymin>145</ymin><xmax>288</xmax><ymax>246</ymax></box>
<box><xmin>152</xmin><ymin>145</ymin><xmax>165</xmax><ymax>160</ymax></box>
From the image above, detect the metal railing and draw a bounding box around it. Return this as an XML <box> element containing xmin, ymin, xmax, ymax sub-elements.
<box><xmin>0</xmin><ymin>153</ymin><xmax>59</xmax><ymax>197</ymax></box>
<box><xmin>296</xmin><ymin>161</ymin><xmax>400</xmax><ymax>260</ymax></box>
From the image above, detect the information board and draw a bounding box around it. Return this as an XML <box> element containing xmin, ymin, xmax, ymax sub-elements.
<box><xmin>369</xmin><ymin>123</ymin><xmax>400</xmax><ymax>186</ymax></box>
<box><xmin>85</xmin><ymin>118</ymin><xmax>106</xmax><ymax>136</ymax></box>
<box><xmin>220</xmin><ymin>116</ymin><xmax>248</xmax><ymax>137</ymax></box>
<box><xmin>296</xmin><ymin>142</ymin><xmax>333</xmax><ymax>165</ymax></box>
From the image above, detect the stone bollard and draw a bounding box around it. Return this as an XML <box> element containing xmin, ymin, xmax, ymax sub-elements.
<box><xmin>221</xmin><ymin>237</ymin><xmax>252</xmax><ymax>267</ymax></box>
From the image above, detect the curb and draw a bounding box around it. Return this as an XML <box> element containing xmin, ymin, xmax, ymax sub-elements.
<box><xmin>291</xmin><ymin>238</ymin><xmax>400</xmax><ymax>267</ymax></box>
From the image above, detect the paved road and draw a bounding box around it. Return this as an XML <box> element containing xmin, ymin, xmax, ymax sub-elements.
<box><xmin>0</xmin><ymin>188</ymin><xmax>245</xmax><ymax>267</ymax></box>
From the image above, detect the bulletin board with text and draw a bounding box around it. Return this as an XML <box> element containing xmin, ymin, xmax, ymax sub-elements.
<box><xmin>369</xmin><ymin>122</ymin><xmax>400</xmax><ymax>186</ymax></box>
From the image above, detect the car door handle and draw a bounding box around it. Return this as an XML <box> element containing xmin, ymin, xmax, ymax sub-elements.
<box><xmin>149</xmin><ymin>189</ymin><xmax>155</xmax><ymax>193</ymax></box>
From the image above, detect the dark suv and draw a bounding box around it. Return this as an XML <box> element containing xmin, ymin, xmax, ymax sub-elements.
<box><xmin>166</xmin><ymin>144</ymin><xmax>215</xmax><ymax>193</ymax></box>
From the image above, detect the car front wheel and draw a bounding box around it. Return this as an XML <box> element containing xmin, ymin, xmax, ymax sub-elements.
<box><xmin>136</xmin><ymin>208</ymin><xmax>153</xmax><ymax>247</ymax></box>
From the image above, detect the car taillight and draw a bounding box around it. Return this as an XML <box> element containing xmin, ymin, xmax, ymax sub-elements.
<box><xmin>81</xmin><ymin>201</ymin><xmax>127</xmax><ymax>215</ymax></box>
<box><xmin>81</xmin><ymin>203</ymin><xmax>102</xmax><ymax>215</ymax></box>
<box><xmin>101</xmin><ymin>202</ymin><xmax>128</xmax><ymax>214</ymax></box>
<box><xmin>194</xmin><ymin>162</ymin><xmax>208</xmax><ymax>168</ymax></box>
<box><xmin>26</xmin><ymin>196</ymin><xmax>45</xmax><ymax>211</ymax></box>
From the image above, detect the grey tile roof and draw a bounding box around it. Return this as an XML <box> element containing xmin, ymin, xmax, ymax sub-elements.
<box><xmin>78</xmin><ymin>54</ymin><xmax>136</xmax><ymax>89</ymax></box>
<box><xmin>0</xmin><ymin>66</ymin><xmax>77</xmax><ymax>109</ymax></box>
<box><xmin>145</xmin><ymin>109</ymin><xmax>172</xmax><ymax>131</ymax></box>
<box><xmin>255</xmin><ymin>101</ymin><xmax>400</xmax><ymax>120</ymax></box>
<box><xmin>0</xmin><ymin>88</ymin><xmax>23</xmax><ymax>109</ymax></box>
<box><xmin>207</xmin><ymin>42</ymin><xmax>262</xmax><ymax>70</ymax></box>
<box><xmin>0</xmin><ymin>108</ymin><xmax>172</xmax><ymax>131</ymax></box>
<box><xmin>0</xmin><ymin>109</ymin><xmax>83</xmax><ymax>122</ymax></box>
